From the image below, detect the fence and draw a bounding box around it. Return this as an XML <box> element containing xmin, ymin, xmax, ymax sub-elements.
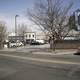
<box><xmin>55</xmin><ymin>40</ymin><xmax>80</xmax><ymax>49</ymax></box>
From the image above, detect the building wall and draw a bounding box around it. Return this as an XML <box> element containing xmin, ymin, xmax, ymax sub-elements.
<box><xmin>75</xmin><ymin>9</ymin><xmax>80</xmax><ymax>30</ymax></box>
<box><xmin>36</xmin><ymin>32</ymin><xmax>49</xmax><ymax>40</ymax></box>
<box><xmin>24</xmin><ymin>32</ymin><xmax>36</xmax><ymax>40</ymax></box>
<box><xmin>55</xmin><ymin>40</ymin><xmax>80</xmax><ymax>49</ymax></box>
<box><xmin>8</xmin><ymin>32</ymin><xmax>49</xmax><ymax>43</ymax></box>
<box><xmin>8</xmin><ymin>36</ymin><xmax>24</xmax><ymax>42</ymax></box>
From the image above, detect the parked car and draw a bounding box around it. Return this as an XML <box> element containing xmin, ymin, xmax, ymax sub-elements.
<box><xmin>74</xmin><ymin>47</ymin><xmax>80</xmax><ymax>55</ymax></box>
<box><xmin>17</xmin><ymin>42</ymin><xmax>24</xmax><ymax>46</ymax></box>
<box><xmin>36</xmin><ymin>40</ymin><xmax>45</xmax><ymax>44</ymax></box>
<box><xmin>9</xmin><ymin>42</ymin><xmax>17</xmax><ymax>47</ymax></box>
<box><xmin>9</xmin><ymin>41</ymin><xmax>23</xmax><ymax>48</ymax></box>
<box><xmin>30</xmin><ymin>41</ymin><xmax>40</xmax><ymax>45</ymax></box>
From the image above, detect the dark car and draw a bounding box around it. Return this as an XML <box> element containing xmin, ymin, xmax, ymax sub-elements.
<box><xmin>30</xmin><ymin>41</ymin><xmax>40</xmax><ymax>45</ymax></box>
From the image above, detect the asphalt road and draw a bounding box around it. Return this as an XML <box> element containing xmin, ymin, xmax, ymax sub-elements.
<box><xmin>0</xmin><ymin>55</ymin><xmax>80</xmax><ymax>80</ymax></box>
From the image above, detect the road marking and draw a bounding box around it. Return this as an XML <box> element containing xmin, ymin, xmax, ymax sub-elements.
<box><xmin>0</xmin><ymin>54</ymin><xmax>80</xmax><ymax>65</ymax></box>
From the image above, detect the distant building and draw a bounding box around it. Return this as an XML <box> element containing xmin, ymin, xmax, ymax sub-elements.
<box><xmin>74</xmin><ymin>9</ymin><xmax>80</xmax><ymax>30</ymax></box>
<box><xmin>24</xmin><ymin>32</ymin><xmax>36</xmax><ymax>40</ymax></box>
<box><xmin>8</xmin><ymin>32</ymin><xmax>24</xmax><ymax>42</ymax></box>
<box><xmin>36</xmin><ymin>32</ymin><xmax>46</xmax><ymax>40</ymax></box>
<box><xmin>66</xmin><ymin>9</ymin><xmax>80</xmax><ymax>40</ymax></box>
<box><xmin>8</xmin><ymin>32</ymin><xmax>42</xmax><ymax>43</ymax></box>
<box><xmin>64</xmin><ymin>29</ymin><xmax>80</xmax><ymax>40</ymax></box>
<box><xmin>8</xmin><ymin>32</ymin><xmax>16</xmax><ymax>36</ymax></box>
<box><xmin>24</xmin><ymin>32</ymin><xmax>36</xmax><ymax>43</ymax></box>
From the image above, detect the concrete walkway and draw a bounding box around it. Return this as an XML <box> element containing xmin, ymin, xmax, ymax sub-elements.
<box><xmin>0</xmin><ymin>47</ymin><xmax>77</xmax><ymax>55</ymax></box>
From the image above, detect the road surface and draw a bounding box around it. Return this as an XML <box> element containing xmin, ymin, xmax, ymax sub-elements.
<box><xmin>0</xmin><ymin>54</ymin><xmax>80</xmax><ymax>80</ymax></box>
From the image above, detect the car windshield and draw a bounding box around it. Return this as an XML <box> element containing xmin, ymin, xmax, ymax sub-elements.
<box><xmin>0</xmin><ymin>0</ymin><xmax>80</xmax><ymax>80</ymax></box>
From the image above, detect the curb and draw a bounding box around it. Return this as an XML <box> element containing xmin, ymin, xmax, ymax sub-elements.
<box><xmin>0</xmin><ymin>48</ymin><xmax>76</xmax><ymax>55</ymax></box>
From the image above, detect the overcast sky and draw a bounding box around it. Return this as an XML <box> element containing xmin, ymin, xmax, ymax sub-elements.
<box><xmin>0</xmin><ymin>0</ymin><xmax>80</xmax><ymax>32</ymax></box>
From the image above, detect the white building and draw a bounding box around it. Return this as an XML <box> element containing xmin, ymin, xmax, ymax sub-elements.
<box><xmin>36</xmin><ymin>32</ymin><xmax>46</xmax><ymax>40</ymax></box>
<box><xmin>24</xmin><ymin>32</ymin><xmax>36</xmax><ymax>43</ymax></box>
<box><xmin>8</xmin><ymin>31</ymin><xmax>49</xmax><ymax>43</ymax></box>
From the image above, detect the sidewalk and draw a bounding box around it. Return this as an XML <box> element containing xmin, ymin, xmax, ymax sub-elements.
<box><xmin>0</xmin><ymin>47</ymin><xmax>77</xmax><ymax>55</ymax></box>
<box><xmin>0</xmin><ymin>48</ymin><xmax>16</xmax><ymax>51</ymax></box>
<box><xmin>0</xmin><ymin>46</ymin><xmax>26</xmax><ymax>51</ymax></box>
<box><xmin>34</xmin><ymin>50</ymin><xmax>77</xmax><ymax>55</ymax></box>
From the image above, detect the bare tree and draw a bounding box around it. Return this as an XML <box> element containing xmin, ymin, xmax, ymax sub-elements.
<box><xmin>28</xmin><ymin>0</ymin><xmax>73</xmax><ymax>50</ymax></box>
<box><xmin>0</xmin><ymin>21</ymin><xmax>7</xmax><ymax>48</ymax></box>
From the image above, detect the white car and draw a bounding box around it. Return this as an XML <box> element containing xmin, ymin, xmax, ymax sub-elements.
<box><xmin>17</xmin><ymin>42</ymin><xmax>23</xmax><ymax>46</ymax></box>
<box><xmin>9</xmin><ymin>41</ymin><xmax>23</xmax><ymax>47</ymax></box>
<box><xmin>36</xmin><ymin>40</ymin><xmax>45</xmax><ymax>44</ymax></box>
<box><xmin>9</xmin><ymin>42</ymin><xmax>17</xmax><ymax>47</ymax></box>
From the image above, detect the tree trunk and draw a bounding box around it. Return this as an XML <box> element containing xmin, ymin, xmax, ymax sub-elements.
<box><xmin>0</xmin><ymin>43</ymin><xmax>3</xmax><ymax>49</ymax></box>
<box><xmin>50</xmin><ymin>36</ymin><xmax>55</xmax><ymax>51</ymax></box>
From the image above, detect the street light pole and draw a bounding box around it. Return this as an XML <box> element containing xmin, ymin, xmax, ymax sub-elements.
<box><xmin>15</xmin><ymin>15</ymin><xmax>19</xmax><ymax>41</ymax></box>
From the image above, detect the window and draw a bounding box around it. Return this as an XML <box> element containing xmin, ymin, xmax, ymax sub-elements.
<box><xmin>33</xmin><ymin>35</ymin><xmax>34</xmax><ymax>38</ymax></box>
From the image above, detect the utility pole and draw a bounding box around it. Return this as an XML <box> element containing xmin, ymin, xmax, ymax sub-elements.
<box><xmin>15</xmin><ymin>15</ymin><xmax>19</xmax><ymax>42</ymax></box>
<box><xmin>15</xmin><ymin>15</ymin><xmax>19</xmax><ymax>48</ymax></box>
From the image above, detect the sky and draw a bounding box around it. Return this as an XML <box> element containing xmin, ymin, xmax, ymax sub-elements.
<box><xmin>0</xmin><ymin>0</ymin><xmax>80</xmax><ymax>32</ymax></box>
<box><xmin>0</xmin><ymin>0</ymin><xmax>35</xmax><ymax>32</ymax></box>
